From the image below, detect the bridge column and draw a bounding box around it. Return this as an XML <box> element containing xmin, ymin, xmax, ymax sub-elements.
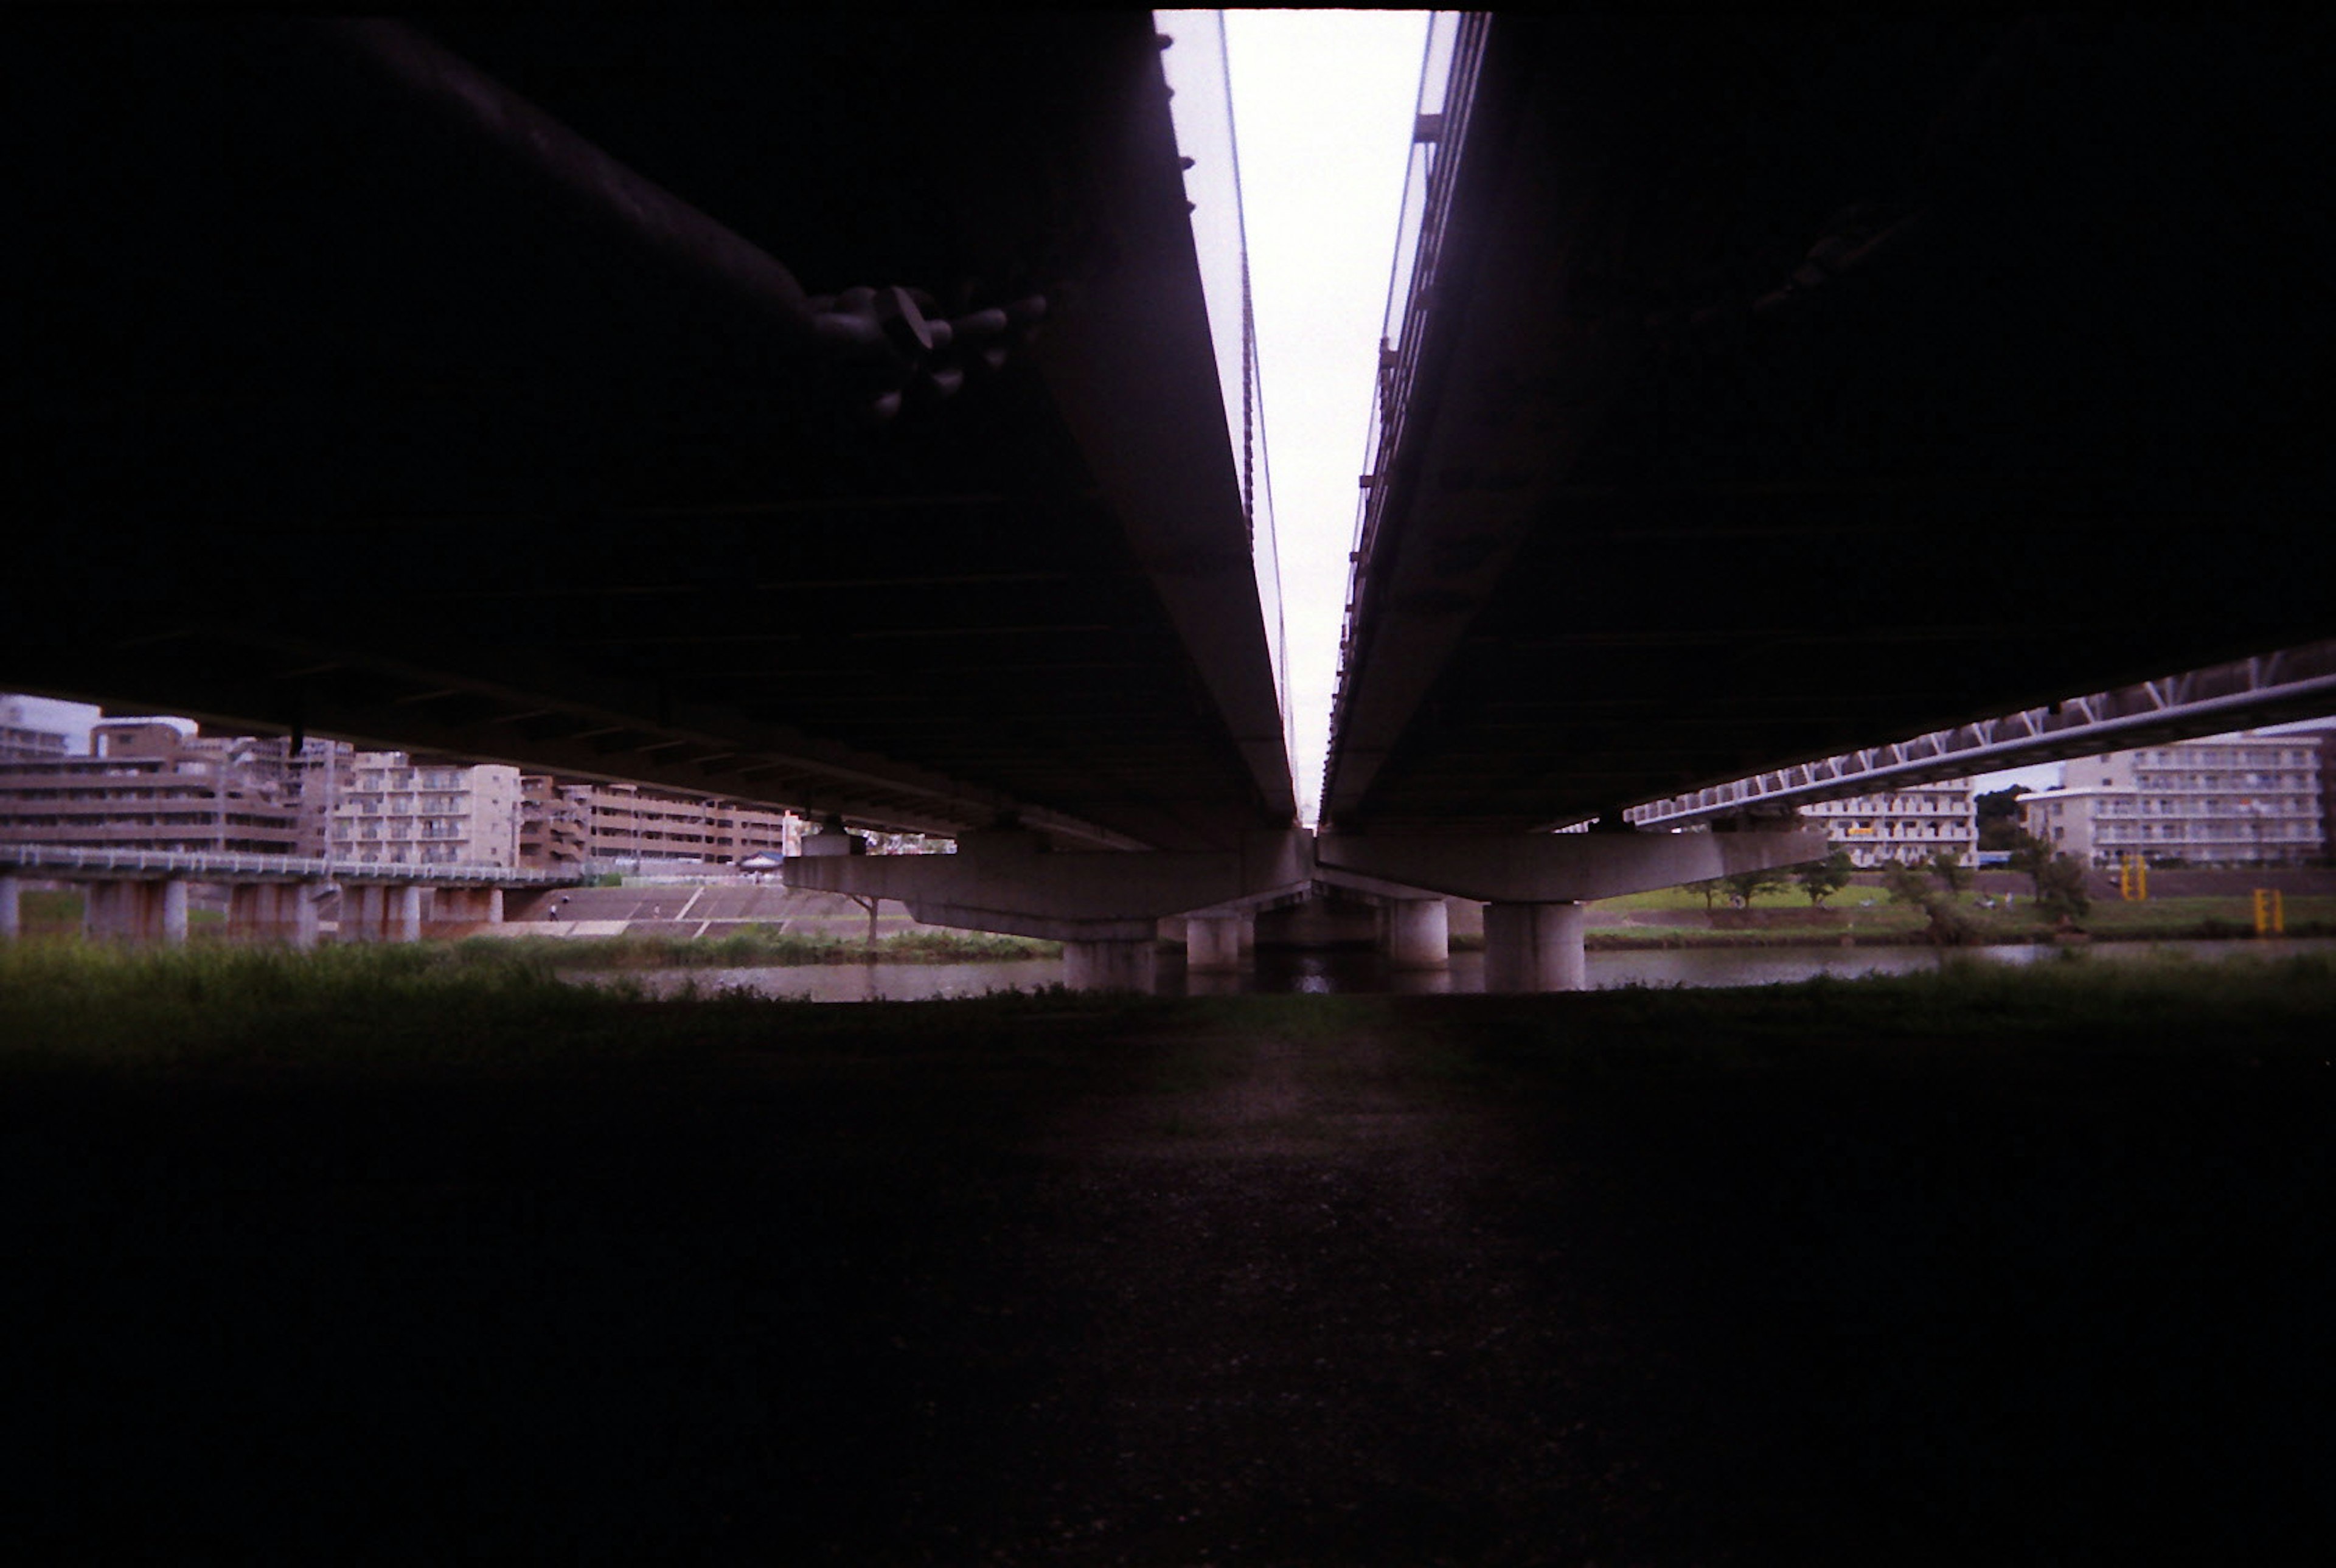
<box><xmin>291</xmin><ymin>883</ymin><xmax>322</xmax><ymax>950</ymax></box>
<box><xmin>1483</xmin><ymin>901</ymin><xmax>1588</xmax><ymax>993</ymax></box>
<box><xmin>392</xmin><ymin>884</ymin><xmax>424</xmax><ymax>943</ymax></box>
<box><xmin>1063</xmin><ymin>938</ymin><xmax>1158</xmax><ymax>993</ymax></box>
<box><xmin>1185</xmin><ymin>913</ymin><xmax>1249</xmax><ymax>973</ymax></box>
<box><xmin>226</xmin><ymin>884</ymin><xmax>263</xmax><ymax>942</ymax></box>
<box><xmin>347</xmin><ymin>883</ymin><xmax>386</xmax><ymax>942</ymax></box>
<box><xmin>0</xmin><ymin>873</ymin><xmax>19</xmax><ymax>941</ymax></box>
<box><xmin>158</xmin><ymin>878</ymin><xmax>189</xmax><ymax>945</ymax></box>
<box><xmin>87</xmin><ymin>881</ymin><xmax>145</xmax><ymax>942</ymax></box>
<box><xmin>437</xmin><ymin>886</ymin><xmax>504</xmax><ymax>925</ymax></box>
<box><xmin>1384</xmin><ymin>898</ymin><xmax>1450</xmax><ymax>969</ymax></box>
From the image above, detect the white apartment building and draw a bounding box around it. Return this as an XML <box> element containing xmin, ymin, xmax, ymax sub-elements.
<box><xmin>327</xmin><ymin>752</ymin><xmax>523</xmax><ymax>868</ymax></box>
<box><xmin>1800</xmin><ymin>779</ymin><xmax>1978</xmax><ymax>868</ymax></box>
<box><xmin>2018</xmin><ymin>729</ymin><xmax>2324</xmax><ymax>867</ymax></box>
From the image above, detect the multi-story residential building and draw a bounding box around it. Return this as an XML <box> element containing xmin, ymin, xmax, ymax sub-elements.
<box><xmin>2018</xmin><ymin>729</ymin><xmax>2325</xmax><ymax>867</ymax></box>
<box><xmin>0</xmin><ymin>720</ymin><xmax>305</xmax><ymax>855</ymax></box>
<box><xmin>0</xmin><ymin>696</ymin><xmax>71</xmax><ymax>763</ymax></box>
<box><xmin>327</xmin><ymin>752</ymin><xmax>523</xmax><ymax>868</ymax></box>
<box><xmin>1799</xmin><ymin>779</ymin><xmax>1978</xmax><ymax>868</ymax></box>
<box><xmin>574</xmin><ymin>783</ymin><xmax>802</xmax><ymax>869</ymax></box>
<box><xmin>518</xmin><ymin>777</ymin><xmax>594</xmax><ymax>873</ymax></box>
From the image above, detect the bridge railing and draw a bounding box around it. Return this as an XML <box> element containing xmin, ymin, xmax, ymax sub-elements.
<box><xmin>1330</xmin><ymin>12</ymin><xmax>1489</xmax><ymax>757</ymax></box>
<box><xmin>0</xmin><ymin>843</ymin><xmax>585</xmax><ymax>885</ymax></box>
<box><xmin>1617</xmin><ymin>640</ymin><xmax>2336</xmax><ymax>828</ymax></box>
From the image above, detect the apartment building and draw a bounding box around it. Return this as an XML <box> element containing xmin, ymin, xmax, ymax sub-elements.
<box><xmin>0</xmin><ymin>720</ymin><xmax>305</xmax><ymax>855</ymax></box>
<box><xmin>1</xmin><ymin>696</ymin><xmax>71</xmax><ymax>763</ymax></box>
<box><xmin>573</xmin><ymin>783</ymin><xmax>802</xmax><ymax>869</ymax></box>
<box><xmin>327</xmin><ymin>752</ymin><xmax>523</xmax><ymax>868</ymax></box>
<box><xmin>1798</xmin><ymin>779</ymin><xmax>1978</xmax><ymax>868</ymax></box>
<box><xmin>2018</xmin><ymin>729</ymin><xmax>2325</xmax><ymax>867</ymax></box>
<box><xmin>519</xmin><ymin>777</ymin><xmax>593</xmax><ymax>872</ymax></box>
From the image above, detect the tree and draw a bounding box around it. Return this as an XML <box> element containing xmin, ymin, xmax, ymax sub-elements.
<box><xmin>1796</xmin><ymin>848</ymin><xmax>1855</xmax><ymax>907</ymax></box>
<box><xmin>1927</xmin><ymin>847</ymin><xmax>1971</xmax><ymax>895</ymax></box>
<box><xmin>1723</xmin><ymin>866</ymin><xmax>1790</xmax><ymax>908</ymax></box>
<box><xmin>1975</xmin><ymin>786</ymin><xmax>2026</xmax><ymax>852</ymax></box>
<box><xmin>2034</xmin><ymin>854</ymin><xmax>2092</xmax><ymax>926</ymax></box>
<box><xmin>1883</xmin><ymin>859</ymin><xmax>1978</xmax><ymax>946</ymax></box>
<box><xmin>1686</xmin><ymin>877</ymin><xmax>1729</xmax><ymax>914</ymax></box>
<box><xmin>2008</xmin><ymin>830</ymin><xmax>2091</xmax><ymax>925</ymax></box>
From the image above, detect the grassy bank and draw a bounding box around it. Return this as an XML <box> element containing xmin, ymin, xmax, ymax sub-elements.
<box><xmin>6</xmin><ymin>937</ymin><xmax>2333</xmax><ymax>1077</ymax></box>
<box><xmin>1583</xmin><ymin>890</ymin><xmax>2336</xmax><ymax>948</ymax></box>
<box><xmin>499</xmin><ymin>924</ymin><xmax>1058</xmax><ymax>970</ymax></box>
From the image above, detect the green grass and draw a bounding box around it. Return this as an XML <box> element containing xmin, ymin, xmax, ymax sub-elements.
<box><xmin>5</xmin><ymin>940</ymin><xmax>2333</xmax><ymax>1081</ymax></box>
<box><xmin>454</xmin><ymin>925</ymin><xmax>1057</xmax><ymax>970</ymax></box>
<box><xmin>1584</xmin><ymin>890</ymin><xmax>2336</xmax><ymax>947</ymax></box>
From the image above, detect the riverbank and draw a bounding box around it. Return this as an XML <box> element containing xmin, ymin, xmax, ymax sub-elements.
<box><xmin>4</xmin><ymin>946</ymin><xmax>2331</xmax><ymax>1559</ymax></box>
<box><xmin>1579</xmin><ymin>890</ymin><xmax>2336</xmax><ymax>949</ymax></box>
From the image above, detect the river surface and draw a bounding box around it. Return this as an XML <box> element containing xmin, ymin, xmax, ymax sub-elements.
<box><xmin>575</xmin><ymin>936</ymin><xmax>2336</xmax><ymax>1002</ymax></box>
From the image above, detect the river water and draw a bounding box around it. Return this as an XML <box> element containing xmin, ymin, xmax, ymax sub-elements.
<box><xmin>579</xmin><ymin>936</ymin><xmax>2336</xmax><ymax>1002</ymax></box>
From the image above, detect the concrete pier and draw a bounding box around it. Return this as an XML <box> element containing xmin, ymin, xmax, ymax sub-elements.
<box><xmin>290</xmin><ymin>886</ymin><xmax>322</xmax><ymax>949</ymax></box>
<box><xmin>228</xmin><ymin>883</ymin><xmax>277</xmax><ymax>942</ymax></box>
<box><xmin>1185</xmin><ymin>913</ymin><xmax>1249</xmax><ymax>974</ymax></box>
<box><xmin>1383</xmin><ymin>898</ymin><xmax>1450</xmax><ymax>969</ymax></box>
<box><xmin>432</xmin><ymin>886</ymin><xmax>505</xmax><ymax>926</ymax></box>
<box><xmin>0</xmin><ymin>873</ymin><xmax>19</xmax><ymax>941</ymax></box>
<box><xmin>1063</xmin><ymin>938</ymin><xmax>1158</xmax><ymax>993</ymax></box>
<box><xmin>346</xmin><ymin>884</ymin><xmax>386</xmax><ymax>942</ymax></box>
<box><xmin>1483</xmin><ymin>901</ymin><xmax>1588</xmax><ymax>993</ymax></box>
<box><xmin>392</xmin><ymin>884</ymin><xmax>424</xmax><ymax>943</ymax></box>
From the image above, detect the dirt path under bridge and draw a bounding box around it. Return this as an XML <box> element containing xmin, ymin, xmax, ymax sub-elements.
<box><xmin>4</xmin><ymin>993</ymin><xmax>2330</xmax><ymax>1562</ymax></box>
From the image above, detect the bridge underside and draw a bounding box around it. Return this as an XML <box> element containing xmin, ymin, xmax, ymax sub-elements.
<box><xmin>1326</xmin><ymin>18</ymin><xmax>2336</xmax><ymax>834</ymax></box>
<box><xmin>4</xmin><ymin>16</ymin><xmax>1292</xmax><ymax>852</ymax></box>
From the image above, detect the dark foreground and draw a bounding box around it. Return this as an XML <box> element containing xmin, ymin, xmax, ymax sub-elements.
<box><xmin>4</xmin><ymin>960</ymin><xmax>2333</xmax><ymax>1563</ymax></box>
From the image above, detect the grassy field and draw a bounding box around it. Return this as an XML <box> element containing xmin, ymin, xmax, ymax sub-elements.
<box><xmin>1585</xmin><ymin>887</ymin><xmax>2336</xmax><ymax>946</ymax></box>
<box><xmin>2</xmin><ymin>945</ymin><xmax>2332</xmax><ymax>1559</ymax></box>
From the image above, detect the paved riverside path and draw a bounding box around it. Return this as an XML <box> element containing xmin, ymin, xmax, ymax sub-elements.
<box><xmin>4</xmin><ymin>991</ymin><xmax>2330</xmax><ymax>1561</ymax></box>
<box><xmin>504</xmin><ymin>883</ymin><xmax>930</xmax><ymax>941</ymax></box>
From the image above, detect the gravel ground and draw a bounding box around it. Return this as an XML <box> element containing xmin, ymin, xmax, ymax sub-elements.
<box><xmin>4</xmin><ymin>996</ymin><xmax>2330</xmax><ymax>1562</ymax></box>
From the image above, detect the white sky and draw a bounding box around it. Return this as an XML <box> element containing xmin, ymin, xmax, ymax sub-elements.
<box><xmin>1162</xmin><ymin>9</ymin><xmax>1429</xmax><ymax>823</ymax></box>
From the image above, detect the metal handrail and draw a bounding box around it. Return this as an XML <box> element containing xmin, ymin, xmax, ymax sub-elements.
<box><xmin>1620</xmin><ymin>640</ymin><xmax>2336</xmax><ymax>829</ymax></box>
<box><xmin>1326</xmin><ymin>13</ymin><xmax>1490</xmax><ymax>767</ymax></box>
<box><xmin>0</xmin><ymin>842</ymin><xmax>584</xmax><ymax>884</ymax></box>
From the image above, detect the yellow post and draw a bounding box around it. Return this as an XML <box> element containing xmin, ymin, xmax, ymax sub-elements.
<box><xmin>2136</xmin><ymin>856</ymin><xmax>2147</xmax><ymax>902</ymax></box>
<box><xmin>2253</xmin><ymin>889</ymin><xmax>2284</xmax><ymax>936</ymax></box>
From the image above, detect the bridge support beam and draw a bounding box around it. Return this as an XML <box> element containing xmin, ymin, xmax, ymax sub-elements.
<box><xmin>1383</xmin><ymin>898</ymin><xmax>1450</xmax><ymax>969</ymax></box>
<box><xmin>1484</xmin><ymin>901</ymin><xmax>1588</xmax><ymax>993</ymax></box>
<box><xmin>0</xmin><ymin>873</ymin><xmax>19</xmax><ymax>941</ymax></box>
<box><xmin>787</xmin><ymin>827</ymin><xmax>1313</xmax><ymax>992</ymax></box>
<box><xmin>1318</xmin><ymin>825</ymin><xmax>1829</xmax><ymax>907</ymax></box>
